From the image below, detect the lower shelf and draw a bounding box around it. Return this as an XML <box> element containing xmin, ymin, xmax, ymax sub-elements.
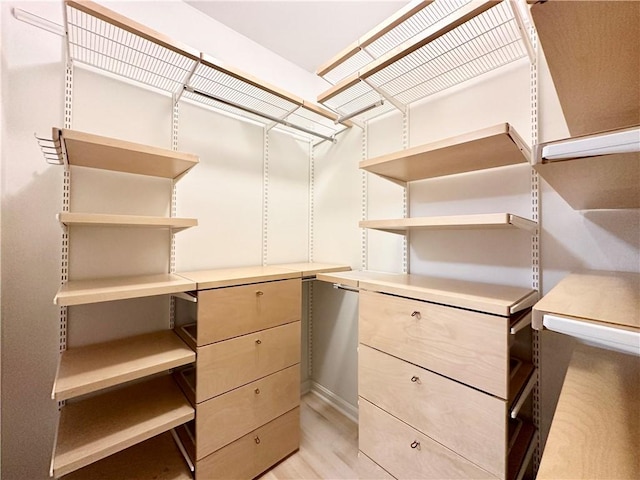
<box><xmin>52</xmin><ymin>375</ymin><xmax>194</xmax><ymax>477</ymax></box>
<box><xmin>61</xmin><ymin>431</ymin><xmax>192</xmax><ymax>480</ymax></box>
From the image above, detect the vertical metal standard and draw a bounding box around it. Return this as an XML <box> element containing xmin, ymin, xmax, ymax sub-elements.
<box><xmin>361</xmin><ymin>122</ymin><xmax>368</xmax><ymax>271</ymax></box>
<box><xmin>169</xmin><ymin>101</ymin><xmax>179</xmax><ymax>329</ymax></box>
<box><xmin>307</xmin><ymin>141</ymin><xmax>315</xmax><ymax>378</ymax></box>
<box><xmin>262</xmin><ymin>128</ymin><xmax>269</xmax><ymax>266</ymax></box>
<box><xmin>402</xmin><ymin>109</ymin><xmax>410</xmax><ymax>274</ymax></box>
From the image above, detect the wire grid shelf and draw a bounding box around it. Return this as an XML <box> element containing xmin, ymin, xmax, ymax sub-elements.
<box><xmin>321</xmin><ymin>1</ymin><xmax>528</xmax><ymax>122</ymax></box>
<box><xmin>65</xmin><ymin>3</ymin><xmax>344</xmax><ymax>143</ymax></box>
<box><xmin>321</xmin><ymin>0</ymin><xmax>473</xmax><ymax>85</ymax></box>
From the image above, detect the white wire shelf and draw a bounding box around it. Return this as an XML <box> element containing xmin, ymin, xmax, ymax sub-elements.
<box><xmin>65</xmin><ymin>0</ymin><xmax>347</xmax><ymax>143</ymax></box>
<box><xmin>317</xmin><ymin>0</ymin><xmax>533</xmax><ymax>122</ymax></box>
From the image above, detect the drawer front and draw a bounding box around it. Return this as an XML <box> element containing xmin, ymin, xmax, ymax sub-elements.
<box><xmin>197</xmin><ymin>279</ymin><xmax>301</xmax><ymax>346</ymax></box>
<box><xmin>196</xmin><ymin>364</ymin><xmax>300</xmax><ymax>460</ymax></box>
<box><xmin>359</xmin><ymin>289</ymin><xmax>509</xmax><ymax>398</ymax></box>
<box><xmin>359</xmin><ymin>345</ymin><xmax>507</xmax><ymax>478</ymax></box>
<box><xmin>196</xmin><ymin>407</ymin><xmax>300</xmax><ymax>480</ymax></box>
<box><xmin>358</xmin><ymin>451</ymin><xmax>396</xmax><ymax>480</ymax></box>
<box><xmin>197</xmin><ymin>321</ymin><xmax>300</xmax><ymax>402</ymax></box>
<box><xmin>359</xmin><ymin>399</ymin><xmax>497</xmax><ymax>480</ymax></box>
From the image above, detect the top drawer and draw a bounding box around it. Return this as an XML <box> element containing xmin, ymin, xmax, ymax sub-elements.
<box><xmin>359</xmin><ymin>289</ymin><xmax>509</xmax><ymax>398</ymax></box>
<box><xmin>198</xmin><ymin>279</ymin><xmax>301</xmax><ymax>346</ymax></box>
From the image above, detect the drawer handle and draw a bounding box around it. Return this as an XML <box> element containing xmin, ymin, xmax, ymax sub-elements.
<box><xmin>255</xmin><ymin>339</ymin><xmax>262</xmax><ymax>345</ymax></box>
<box><xmin>255</xmin><ymin>388</ymin><xmax>260</xmax><ymax>395</ymax></box>
<box><xmin>411</xmin><ymin>311</ymin><xmax>421</xmax><ymax>319</ymax></box>
<box><xmin>410</xmin><ymin>440</ymin><xmax>420</xmax><ymax>450</ymax></box>
<box><xmin>256</xmin><ymin>290</ymin><xmax>264</xmax><ymax>296</ymax></box>
<box><xmin>410</xmin><ymin>376</ymin><xmax>420</xmax><ymax>383</ymax></box>
<box><xmin>254</xmin><ymin>436</ymin><xmax>261</xmax><ymax>445</ymax></box>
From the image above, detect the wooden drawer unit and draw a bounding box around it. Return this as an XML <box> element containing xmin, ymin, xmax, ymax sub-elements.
<box><xmin>197</xmin><ymin>279</ymin><xmax>301</xmax><ymax>346</ymax></box>
<box><xmin>196</xmin><ymin>364</ymin><xmax>300</xmax><ymax>459</ymax></box>
<box><xmin>196</xmin><ymin>320</ymin><xmax>300</xmax><ymax>403</ymax></box>
<box><xmin>359</xmin><ymin>345</ymin><xmax>507</xmax><ymax>478</ymax></box>
<box><xmin>359</xmin><ymin>289</ymin><xmax>508</xmax><ymax>399</ymax></box>
<box><xmin>359</xmin><ymin>399</ymin><xmax>496</xmax><ymax>480</ymax></box>
<box><xmin>196</xmin><ymin>407</ymin><xmax>300</xmax><ymax>480</ymax></box>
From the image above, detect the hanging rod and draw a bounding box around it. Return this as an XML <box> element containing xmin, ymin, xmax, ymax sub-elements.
<box><xmin>336</xmin><ymin>100</ymin><xmax>384</xmax><ymax>124</ymax></box>
<box><xmin>184</xmin><ymin>86</ymin><xmax>336</xmax><ymax>143</ymax></box>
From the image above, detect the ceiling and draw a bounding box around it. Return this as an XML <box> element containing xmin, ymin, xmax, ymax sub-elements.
<box><xmin>184</xmin><ymin>1</ymin><xmax>409</xmax><ymax>74</ymax></box>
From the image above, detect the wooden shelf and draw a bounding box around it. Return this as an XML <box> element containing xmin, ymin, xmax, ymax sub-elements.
<box><xmin>508</xmin><ymin>361</ymin><xmax>535</xmax><ymax>412</ymax></box>
<box><xmin>54</xmin><ymin>273</ymin><xmax>197</xmax><ymax>306</ymax></box>
<box><xmin>54</xmin><ymin>128</ymin><xmax>199</xmax><ymax>179</ymax></box>
<box><xmin>177</xmin><ymin>265</ymin><xmax>301</xmax><ymax>290</ymax></box>
<box><xmin>273</xmin><ymin>262</ymin><xmax>352</xmax><ymax>278</ymax></box>
<box><xmin>60</xmin><ymin>431</ymin><xmax>192</xmax><ymax>480</ymax></box>
<box><xmin>52</xmin><ymin>375</ymin><xmax>194</xmax><ymax>477</ymax></box>
<box><xmin>53</xmin><ymin>330</ymin><xmax>195</xmax><ymax>401</ymax></box>
<box><xmin>537</xmin><ymin>344</ymin><xmax>639</xmax><ymax>480</ymax></box>
<box><xmin>533</xmin><ymin>126</ymin><xmax>639</xmax><ymax>210</ymax></box>
<box><xmin>360</xmin><ymin>213</ymin><xmax>537</xmax><ymax>233</ymax></box>
<box><xmin>360</xmin><ymin>124</ymin><xmax>530</xmax><ymax>183</ymax></box>
<box><xmin>316</xmin><ymin>270</ymin><xmax>405</xmax><ymax>290</ymax></box>
<box><xmin>531</xmin><ymin>1</ymin><xmax>639</xmax><ymax>137</ymax></box>
<box><xmin>58</xmin><ymin>213</ymin><xmax>197</xmax><ymax>231</ymax></box>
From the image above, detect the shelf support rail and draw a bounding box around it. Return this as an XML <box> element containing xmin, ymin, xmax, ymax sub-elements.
<box><xmin>35</xmin><ymin>134</ymin><xmax>64</xmax><ymax>165</ymax></box>
<box><xmin>173</xmin><ymin>58</ymin><xmax>201</xmax><ymax>106</ymax></box>
<box><xmin>510</xmin><ymin>369</ymin><xmax>538</xmax><ymax>419</ymax></box>
<box><xmin>184</xmin><ymin>86</ymin><xmax>336</xmax><ymax>143</ymax></box>
<box><xmin>362</xmin><ymin>78</ymin><xmax>407</xmax><ymax>115</ymax></box>
<box><xmin>509</xmin><ymin>0</ymin><xmax>536</xmax><ymax>65</ymax></box>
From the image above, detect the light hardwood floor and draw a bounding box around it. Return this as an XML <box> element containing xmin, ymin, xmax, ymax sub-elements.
<box><xmin>259</xmin><ymin>393</ymin><xmax>360</xmax><ymax>479</ymax></box>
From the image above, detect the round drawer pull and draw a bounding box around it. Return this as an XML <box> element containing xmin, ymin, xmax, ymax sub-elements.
<box><xmin>254</xmin><ymin>436</ymin><xmax>261</xmax><ymax>445</ymax></box>
<box><xmin>411</xmin><ymin>311</ymin><xmax>421</xmax><ymax>319</ymax></box>
<box><xmin>256</xmin><ymin>290</ymin><xmax>264</xmax><ymax>296</ymax></box>
<box><xmin>255</xmin><ymin>388</ymin><xmax>260</xmax><ymax>395</ymax></box>
<box><xmin>255</xmin><ymin>339</ymin><xmax>262</xmax><ymax>345</ymax></box>
<box><xmin>410</xmin><ymin>440</ymin><xmax>420</xmax><ymax>450</ymax></box>
<box><xmin>410</xmin><ymin>376</ymin><xmax>420</xmax><ymax>383</ymax></box>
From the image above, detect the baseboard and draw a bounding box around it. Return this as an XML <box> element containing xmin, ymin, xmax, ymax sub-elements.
<box><xmin>309</xmin><ymin>381</ymin><xmax>358</xmax><ymax>424</ymax></box>
<box><xmin>300</xmin><ymin>379</ymin><xmax>311</xmax><ymax>396</ymax></box>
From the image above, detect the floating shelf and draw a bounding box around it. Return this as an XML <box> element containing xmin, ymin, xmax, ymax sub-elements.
<box><xmin>273</xmin><ymin>262</ymin><xmax>352</xmax><ymax>279</ymax></box>
<box><xmin>361</xmin><ymin>123</ymin><xmax>530</xmax><ymax>183</ymax></box>
<box><xmin>53</xmin><ymin>330</ymin><xmax>195</xmax><ymax>401</ymax></box>
<box><xmin>360</xmin><ymin>213</ymin><xmax>536</xmax><ymax>233</ymax></box>
<box><xmin>60</xmin><ymin>431</ymin><xmax>192</xmax><ymax>480</ymax></box>
<box><xmin>53</xmin><ymin>128</ymin><xmax>198</xmax><ymax>179</ymax></box>
<box><xmin>533</xmin><ymin>126</ymin><xmax>640</xmax><ymax>210</ymax></box>
<box><xmin>177</xmin><ymin>265</ymin><xmax>301</xmax><ymax>290</ymax></box>
<box><xmin>57</xmin><ymin>212</ymin><xmax>198</xmax><ymax>231</ymax></box>
<box><xmin>54</xmin><ymin>273</ymin><xmax>197</xmax><ymax>306</ymax></box>
<box><xmin>317</xmin><ymin>0</ymin><xmax>532</xmax><ymax>122</ymax></box>
<box><xmin>52</xmin><ymin>375</ymin><xmax>194</xmax><ymax>477</ymax></box>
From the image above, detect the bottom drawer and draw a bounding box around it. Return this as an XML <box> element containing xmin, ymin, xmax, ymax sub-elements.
<box><xmin>359</xmin><ymin>399</ymin><xmax>497</xmax><ymax>480</ymax></box>
<box><xmin>196</xmin><ymin>407</ymin><xmax>300</xmax><ymax>480</ymax></box>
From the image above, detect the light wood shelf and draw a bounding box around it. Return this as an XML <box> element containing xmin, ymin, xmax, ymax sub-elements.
<box><xmin>61</xmin><ymin>431</ymin><xmax>192</xmax><ymax>480</ymax></box>
<box><xmin>54</xmin><ymin>128</ymin><xmax>199</xmax><ymax>179</ymax></box>
<box><xmin>508</xmin><ymin>361</ymin><xmax>535</xmax><ymax>411</ymax></box>
<box><xmin>273</xmin><ymin>262</ymin><xmax>352</xmax><ymax>278</ymax></box>
<box><xmin>360</xmin><ymin>123</ymin><xmax>530</xmax><ymax>183</ymax></box>
<box><xmin>177</xmin><ymin>265</ymin><xmax>301</xmax><ymax>290</ymax></box>
<box><xmin>52</xmin><ymin>375</ymin><xmax>194</xmax><ymax>477</ymax></box>
<box><xmin>537</xmin><ymin>344</ymin><xmax>639</xmax><ymax>480</ymax></box>
<box><xmin>360</xmin><ymin>213</ymin><xmax>537</xmax><ymax>233</ymax></box>
<box><xmin>316</xmin><ymin>270</ymin><xmax>405</xmax><ymax>289</ymax></box>
<box><xmin>58</xmin><ymin>213</ymin><xmax>198</xmax><ymax>231</ymax></box>
<box><xmin>53</xmin><ymin>330</ymin><xmax>195</xmax><ymax>401</ymax></box>
<box><xmin>54</xmin><ymin>273</ymin><xmax>197</xmax><ymax>306</ymax></box>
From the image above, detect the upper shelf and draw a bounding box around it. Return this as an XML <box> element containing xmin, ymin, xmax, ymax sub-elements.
<box><xmin>58</xmin><ymin>212</ymin><xmax>198</xmax><ymax>231</ymax></box>
<box><xmin>64</xmin><ymin>0</ymin><xmax>348</xmax><ymax>143</ymax></box>
<box><xmin>533</xmin><ymin>126</ymin><xmax>640</xmax><ymax>210</ymax></box>
<box><xmin>531</xmin><ymin>1</ymin><xmax>639</xmax><ymax>138</ymax></box>
<box><xmin>317</xmin><ymin>0</ymin><xmax>533</xmax><ymax>121</ymax></box>
<box><xmin>177</xmin><ymin>265</ymin><xmax>302</xmax><ymax>290</ymax></box>
<box><xmin>360</xmin><ymin>213</ymin><xmax>536</xmax><ymax>233</ymax></box>
<box><xmin>361</xmin><ymin>123</ymin><xmax>530</xmax><ymax>182</ymax></box>
<box><xmin>53</xmin><ymin>128</ymin><xmax>199</xmax><ymax>179</ymax></box>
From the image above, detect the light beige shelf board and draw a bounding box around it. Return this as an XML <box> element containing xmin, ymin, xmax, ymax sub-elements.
<box><xmin>359</xmin><ymin>273</ymin><xmax>538</xmax><ymax>317</ymax></box>
<box><xmin>52</xmin><ymin>375</ymin><xmax>194</xmax><ymax>477</ymax></box>
<box><xmin>54</xmin><ymin>274</ymin><xmax>197</xmax><ymax>306</ymax></box>
<box><xmin>60</xmin><ymin>431</ymin><xmax>192</xmax><ymax>480</ymax></box>
<box><xmin>360</xmin><ymin>123</ymin><xmax>530</xmax><ymax>182</ymax></box>
<box><xmin>532</xmin><ymin>271</ymin><xmax>640</xmax><ymax>331</ymax></box>
<box><xmin>54</xmin><ymin>128</ymin><xmax>199</xmax><ymax>179</ymax></box>
<box><xmin>177</xmin><ymin>265</ymin><xmax>301</xmax><ymax>290</ymax></box>
<box><xmin>273</xmin><ymin>262</ymin><xmax>352</xmax><ymax>278</ymax></box>
<box><xmin>531</xmin><ymin>1</ymin><xmax>639</xmax><ymax>137</ymax></box>
<box><xmin>53</xmin><ymin>330</ymin><xmax>195</xmax><ymax>401</ymax></box>
<box><xmin>57</xmin><ymin>213</ymin><xmax>198</xmax><ymax>231</ymax></box>
<box><xmin>315</xmin><ymin>270</ymin><xmax>406</xmax><ymax>289</ymax></box>
<box><xmin>537</xmin><ymin>344</ymin><xmax>639</xmax><ymax>480</ymax></box>
<box><xmin>360</xmin><ymin>213</ymin><xmax>537</xmax><ymax>233</ymax></box>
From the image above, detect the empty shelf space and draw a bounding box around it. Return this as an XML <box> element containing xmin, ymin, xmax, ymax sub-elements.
<box><xmin>60</xmin><ymin>431</ymin><xmax>192</xmax><ymax>480</ymax></box>
<box><xmin>53</xmin><ymin>330</ymin><xmax>195</xmax><ymax>401</ymax></box>
<box><xmin>360</xmin><ymin>213</ymin><xmax>536</xmax><ymax>233</ymax></box>
<box><xmin>52</xmin><ymin>375</ymin><xmax>194</xmax><ymax>477</ymax></box>
<box><xmin>54</xmin><ymin>273</ymin><xmax>197</xmax><ymax>306</ymax></box>
<box><xmin>360</xmin><ymin>123</ymin><xmax>530</xmax><ymax>182</ymax></box>
<box><xmin>508</xmin><ymin>361</ymin><xmax>535</xmax><ymax>410</ymax></box>
<box><xmin>57</xmin><ymin>212</ymin><xmax>198</xmax><ymax>231</ymax></box>
<box><xmin>53</xmin><ymin>128</ymin><xmax>198</xmax><ymax>179</ymax></box>
<box><xmin>507</xmin><ymin>421</ymin><xmax>536</xmax><ymax>480</ymax></box>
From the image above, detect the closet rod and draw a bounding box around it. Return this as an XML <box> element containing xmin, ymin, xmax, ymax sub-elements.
<box><xmin>336</xmin><ymin>99</ymin><xmax>384</xmax><ymax>124</ymax></box>
<box><xmin>184</xmin><ymin>86</ymin><xmax>336</xmax><ymax>143</ymax></box>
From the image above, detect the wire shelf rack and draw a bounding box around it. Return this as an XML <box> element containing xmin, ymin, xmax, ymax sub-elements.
<box><xmin>317</xmin><ymin>0</ymin><xmax>532</xmax><ymax>122</ymax></box>
<box><xmin>65</xmin><ymin>0</ymin><xmax>347</xmax><ymax>143</ymax></box>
